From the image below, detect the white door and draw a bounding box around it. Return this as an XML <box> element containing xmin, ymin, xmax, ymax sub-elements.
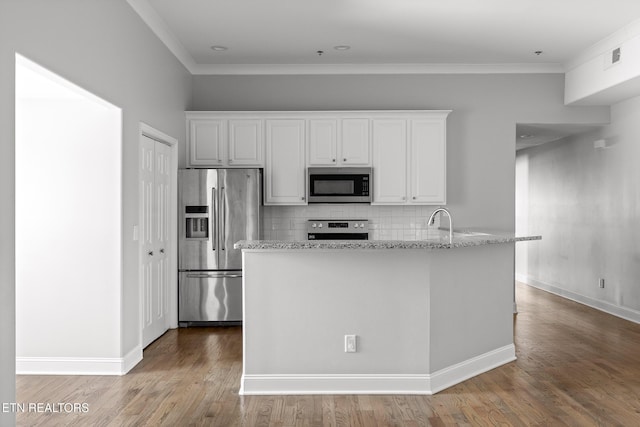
<box><xmin>141</xmin><ymin>135</ymin><xmax>171</xmax><ymax>348</ymax></box>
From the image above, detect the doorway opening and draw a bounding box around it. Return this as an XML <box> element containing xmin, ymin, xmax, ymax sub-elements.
<box><xmin>15</xmin><ymin>54</ymin><xmax>123</xmax><ymax>373</ymax></box>
<box><xmin>514</xmin><ymin>122</ymin><xmax>604</xmax><ymax>304</ymax></box>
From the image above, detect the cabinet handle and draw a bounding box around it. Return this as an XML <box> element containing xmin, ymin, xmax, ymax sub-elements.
<box><xmin>412</xmin><ymin>197</ymin><xmax>416</xmax><ymax>200</ymax></box>
<box><xmin>160</xmin><ymin>249</ymin><xmax>165</xmax><ymax>254</ymax></box>
<box><xmin>301</xmin><ymin>196</ymin><xmax>305</xmax><ymax>201</ymax></box>
<box><xmin>148</xmin><ymin>251</ymin><xmax>154</xmax><ymax>256</ymax></box>
<box><xmin>343</xmin><ymin>158</ymin><xmax>347</xmax><ymax>162</ymax></box>
<box><xmin>332</xmin><ymin>158</ymin><xmax>336</xmax><ymax>162</ymax></box>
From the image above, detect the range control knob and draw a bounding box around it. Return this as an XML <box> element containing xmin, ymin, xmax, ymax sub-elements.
<box><xmin>360</xmin><ymin>223</ymin><xmax>365</xmax><ymax>228</ymax></box>
<box><xmin>353</xmin><ymin>223</ymin><xmax>359</xmax><ymax>229</ymax></box>
<box><xmin>318</xmin><ymin>223</ymin><xmax>323</xmax><ymax>228</ymax></box>
<box><xmin>312</xmin><ymin>223</ymin><xmax>317</xmax><ymax>228</ymax></box>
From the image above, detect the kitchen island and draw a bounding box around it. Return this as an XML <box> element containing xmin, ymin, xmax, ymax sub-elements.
<box><xmin>235</xmin><ymin>231</ymin><xmax>540</xmax><ymax>395</ymax></box>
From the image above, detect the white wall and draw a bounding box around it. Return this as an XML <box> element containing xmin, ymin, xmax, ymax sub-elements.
<box><xmin>16</xmin><ymin>59</ymin><xmax>122</xmax><ymax>360</ymax></box>
<box><xmin>1</xmin><ymin>1</ymin><xmax>191</xmax><ymax>421</ymax></box>
<box><xmin>515</xmin><ymin>154</ymin><xmax>530</xmax><ymax>277</ymax></box>
<box><xmin>516</xmin><ymin>95</ymin><xmax>640</xmax><ymax>322</ymax></box>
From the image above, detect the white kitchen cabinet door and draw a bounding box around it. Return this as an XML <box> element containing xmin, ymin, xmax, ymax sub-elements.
<box><xmin>308</xmin><ymin>119</ymin><xmax>338</xmax><ymax>165</ymax></box>
<box><xmin>341</xmin><ymin>118</ymin><xmax>370</xmax><ymax>165</ymax></box>
<box><xmin>189</xmin><ymin>119</ymin><xmax>225</xmax><ymax>166</ymax></box>
<box><xmin>372</xmin><ymin>119</ymin><xmax>407</xmax><ymax>204</ymax></box>
<box><xmin>228</xmin><ymin>119</ymin><xmax>263</xmax><ymax>166</ymax></box>
<box><xmin>265</xmin><ymin>119</ymin><xmax>307</xmax><ymax>205</ymax></box>
<box><xmin>410</xmin><ymin>118</ymin><xmax>447</xmax><ymax>204</ymax></box>
<box><xmin>140</xmin><ymin>136</ymin><xmax>171</xmax><ymax>348</ymax></box>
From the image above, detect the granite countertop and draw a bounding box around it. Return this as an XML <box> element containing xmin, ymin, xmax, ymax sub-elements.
<box><xmin>234</xmin><ymin>230</ymin><xmax>541</xmax><ymax>250</ymax></box>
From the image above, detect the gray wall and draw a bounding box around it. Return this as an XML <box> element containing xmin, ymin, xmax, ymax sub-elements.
<box><xmin>516</xmin><ymin>95</ymin><xmax>640</xmax><ymax>319</ymax></box>
<box><xmin>192</xmin><ymin>74</ymin><xmax>610</xmax><ymax>230</ymax></box>
<box><xmin>0</xmin><ymin>2</ymin><xmax>191</xmax><ymax>423</ymax></box>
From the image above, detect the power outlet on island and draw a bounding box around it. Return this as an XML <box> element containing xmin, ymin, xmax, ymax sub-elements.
<box><xmin>599</xmin><ymin>278</ymin><xmax>605</xmax><ymax>289</ymax></box>
<box><xmin>345</xmin><ymin>335</ymin><xmax>357</xmax><ymax>353</ymax></box>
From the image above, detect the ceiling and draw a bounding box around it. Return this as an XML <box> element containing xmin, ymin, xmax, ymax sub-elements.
<box><xmin>128</xmin><ymin>0</ymin><xmax>634</xmax><ymax>147</ymax></box>
<box><xmin>129</xmin><ymin>0</ymin><xmax>640</xmax><ymax>75</ymax></box>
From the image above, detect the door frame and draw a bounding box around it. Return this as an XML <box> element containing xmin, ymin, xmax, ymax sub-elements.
<box><xmin>138</xmin><ymin>122</ymin><xmax>179</xmax><ymax>348</ymax></box>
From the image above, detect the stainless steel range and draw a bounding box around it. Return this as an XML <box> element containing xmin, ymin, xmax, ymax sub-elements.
<box><xmin>307</xmin><ymin>219</ymin><xmax>369</xmax><ymax>240</ymax></box>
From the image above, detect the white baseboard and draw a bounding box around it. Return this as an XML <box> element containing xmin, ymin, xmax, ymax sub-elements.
<box><xmin>17</xmin><ymin>345</ymin><xmax>142</xmax><ymax>376</ymax></box>
<box><xmin>240</xmin><ymin>344</ymin><xmax>516</xmax><ymax>395</ymax></box>
<box><xmin>122</xmin><ymin>345</ymin><xmax>143</xmax><ymax>374</ymax></box>
<box><xmin>516</xmin><ymin>274</ymin><xmax>640</xmax><ymax>324</ymax></box>
<box><xmin>429</xmin><ymin>344</ymin><xmax>516</xmax><ymax>394</ymax></box>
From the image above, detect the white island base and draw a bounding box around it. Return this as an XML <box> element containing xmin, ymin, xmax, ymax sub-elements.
<box><xmin>238</xmin><ymin>239</ymin><xmax>520</xmax><ymax>395</ymax></box>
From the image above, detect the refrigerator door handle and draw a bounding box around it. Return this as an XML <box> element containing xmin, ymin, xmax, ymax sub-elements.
<box><xmin>211</xmin><ymin>187</ymin><xmax>217</xmax><ymax>251</ymax></box>
<box><xmin>221</xmin><ymin>187</ymin><xmax>226</xmax><ymax>251</ymax></box>
<box><xmin>185</xmin><ymin>273</ymin><xmax>242</xmax><ymax>279</ymax></box>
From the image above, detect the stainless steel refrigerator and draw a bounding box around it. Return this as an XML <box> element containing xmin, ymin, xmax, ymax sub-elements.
<box><xmin>178</xmin><ymin>168</ymin><xmax>261</xmax><ymax>326</ymax></box>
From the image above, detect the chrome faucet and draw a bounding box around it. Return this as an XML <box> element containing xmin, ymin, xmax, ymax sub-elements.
<box><xmin>428</xmin><ymin>207</ymin><xmax>453</xmax><ymax>245</ymax></box>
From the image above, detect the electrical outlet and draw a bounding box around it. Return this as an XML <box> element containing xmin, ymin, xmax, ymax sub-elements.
<box><xmin>345</xmin><ymin>335</ymin><xmax>357</xmax><ymax>353</ymax></box>
<box><xmin>599</xmin><ymin>278</ymin><xmax>605</xmax><ymax>289</ymax></box>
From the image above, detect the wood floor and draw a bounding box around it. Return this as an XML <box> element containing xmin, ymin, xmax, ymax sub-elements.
<box><xmin>16</xmin><ymin>283</ymin><xmax>640</xmax><ymax>426</ymax></box>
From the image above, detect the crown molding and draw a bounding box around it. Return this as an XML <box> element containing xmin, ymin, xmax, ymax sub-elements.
<box><xmin>189</xmin><ymin>62</ymin><xmax>563</xmax><ymax>75</ymax></box>
<box><xmin>127</xmin><ymin>0</ymin><xmax>197</xmax><ymax>73</ymax></box>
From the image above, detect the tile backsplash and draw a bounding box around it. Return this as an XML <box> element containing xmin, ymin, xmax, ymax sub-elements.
<box><xmin>263</xmin><ymin>205</ymin><xmax>442</xmax><ymax>241</ymax></box>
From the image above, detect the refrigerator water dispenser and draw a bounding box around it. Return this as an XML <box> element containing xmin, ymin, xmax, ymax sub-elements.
<box><xmin>185</xmin><ymin>206</ymin><xmax>209</xmax><ymax>240</ymax></box>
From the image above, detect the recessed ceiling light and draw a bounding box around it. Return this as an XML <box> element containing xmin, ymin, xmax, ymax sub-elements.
<box><xmin>210</xmin><ymin>45</ymin><xmax>228</xmax><ymax>51</ymax></box>
<box><xmin>334</xmin><ymin>45</ymin><xmax>351</xmax><ymax>51</ymax></box>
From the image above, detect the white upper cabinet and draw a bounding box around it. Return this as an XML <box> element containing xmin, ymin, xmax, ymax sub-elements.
<box><xmin>186</xmin><ymin>114</ymin><xmax>264</xmax><ymax>167</ymax></box>
<box><xmin>340</xmin><ymin>119</ymin><xmax>370</xmax><ymax>165</ymax></box>
<box><xmin>189</xmin><ymin>119</ymin><xmax>225</xmax><ymax>166</ymax></box>
<box><xmin>186</xmin><ymin>111</ymin><xmax>448</xmax><ymax>206</ymax></box>
<box><xmin>410</xmin><ymin>118</ymin><xmax>447</xmax><ymax>204</ymax></box>
<box><xmin>228</xmin><ymin>119</ymin><xmax>263</xmax><ymax>166</ymax></box>
<box><xmin>372</xmin><ymin>111</ymin><xmax>449</xmax><ymax>205</ymax></box>
<box><xmin>308</xmin><ymin>119</ymin><xmax>338</xmax><ymax>165</ymax></box>
<box><xmin>372</xmin><ymin>119</ymin><xmax>408</xmax><ymax>204</ymax></box>
<box><xmin>308</xmin><ymin>118</ymin><xmax>370</xmax><ymax>166</ymax></box>
<box><xmin>265</xmin><ymin>119</ymin><xmax>307</xmax><ymax>205</ymax></box>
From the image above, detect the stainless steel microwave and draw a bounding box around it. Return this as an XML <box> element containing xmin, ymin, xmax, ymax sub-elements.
<box><xmin>307</xmin><ymin>167</ymin><xmax>372</xmax><ymax>203</ymax></box>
